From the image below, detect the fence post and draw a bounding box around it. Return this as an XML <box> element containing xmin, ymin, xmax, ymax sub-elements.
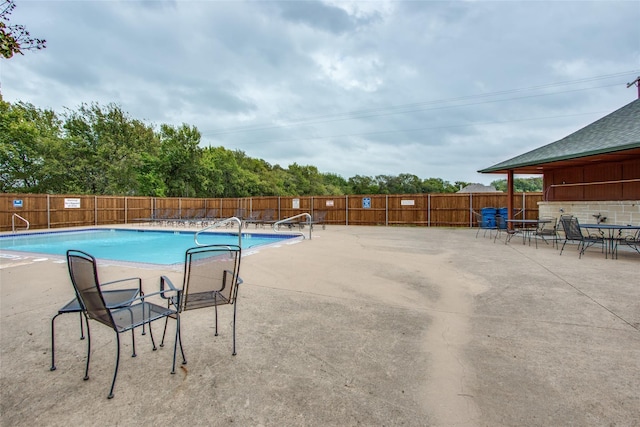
<box><xmin>385</xmin><ymin>195</ymin><xmax>388</xmax><ymax>226</ymax></box>
<box><xmin>469</xmin><ymin>193</ymin><xmax>473</xmax><ymax>227</ymax></box>
<box><xmin>346</xmin><ymin>195</ymin><xmax>349</xmax><ymax>225</ymax></box>
<box><xmin>47</xmin><ymin>194</ymin><xmax>51</xmax><ymax>229</ymax></box>
<box><xmin>95</xmin><ymin>196</ymin><xmax>98</xmax><ymax>226</ymax></box>
<box><xmin>427</xmin><ymin>194</ymin><xmax>431</xmax><ymax>227</ymax></box>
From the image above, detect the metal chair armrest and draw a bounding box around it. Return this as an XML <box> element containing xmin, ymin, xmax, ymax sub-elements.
<box><xmin>101</xmin><ymin>277</ymin><xmax>142</xmax><ymax>288</ymax></box>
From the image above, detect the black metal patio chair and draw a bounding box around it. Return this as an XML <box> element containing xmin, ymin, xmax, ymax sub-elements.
<box><xmin>473</xmin><ymin>210</ymin><xmax>497</xmax><ymax>238</ymax></box>
<box><xmin>559</xmin><ymin>216</ymin><xmax>604</xmax><ymax>258</ymax></box>
<box><xmin>160</xmin><ymin>244</ymin><xmax>243</xmax><ymax>356</ymax></box>
<box><xmin>64</xmin><ymin>250</ymin><xmax>184</xmax><ymax>399</ymax></box>
<box><xmin>615</xmin><ymin>228</ymin><xmax>640</xmax><ymax>256</ymax></box>
<box><xmin>494</xmin><ymin>215</ymin><xmax>519</xmax><ymax>244</ymax></box>
<box><xmin>535</xmin><ymin>216</ymin><xmax>560</xmax><ymax>249</ymax></box>
<box><xmin>50</xmin><ymin>275</ymin><xmax>142</xmax><ymax>372</ymax></box>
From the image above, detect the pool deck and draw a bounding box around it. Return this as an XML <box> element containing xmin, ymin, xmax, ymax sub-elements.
<box><xmin>1</xmin><ymin>225</ymin><xmax>638</xmax><ymax>426</ymax></box>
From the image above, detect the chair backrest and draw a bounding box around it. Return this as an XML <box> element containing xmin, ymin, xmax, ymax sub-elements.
<box><xmin>66</xmin><ymin>250</ymin><xmax>115</xmax><ymax>329</ymax></box>
<box><xmin>538</xmin><ymin>216</ymin><xmax>557</xmax><ymax>234</ymax></box>
<box><xmin>180</xmin><ymin>245</ymin><xmax>242</xmax><ymax>312</ymax></box>
<box><xmin>560</xmin><ymin>216</ymin><xmax>583</xmax><ymax>240</ymax></box>
<box><xmin>262</xmin><ymin>209</ymin><xmax>274</xmax><ymax>221</ymax></box>
<box><xmin>495</xmin><ymin>215</ymin><xmax>507</xmax><ymax>229</ymax></box>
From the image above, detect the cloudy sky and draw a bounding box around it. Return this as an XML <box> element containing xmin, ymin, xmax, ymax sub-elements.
<box><xmin>1</xmin><ymin>0</ymin><xmax>639</xmax><ymax>184</ymax></box>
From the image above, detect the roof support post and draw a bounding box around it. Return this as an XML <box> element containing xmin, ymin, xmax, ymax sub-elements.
<box><xmin>507</xmin><ymin>170</ymin><xmax>514</xmax><ymax>230</ymax></box>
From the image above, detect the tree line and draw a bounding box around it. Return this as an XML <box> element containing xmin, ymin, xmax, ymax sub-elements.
<box><xmin>1</xmin><ymin>99</ymin><xmax>542</xmax><ymax>197</ymax></box>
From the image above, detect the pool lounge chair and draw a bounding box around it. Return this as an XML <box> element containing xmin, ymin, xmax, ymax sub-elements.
<box><xmin>257</xmin><ymin>209</ymin><xmax>276</xmax><ymax>228</ymax></box>
<box><xmin>163</xmin><ymin>209</ymin><xmax>181</xmax><ymax>226</ymax></box>
<box><xmin>202</xmin><ymin>208</ymin><xmax>218</xmax><ymax>227</ymax></box>
<box><xmin>244</xmin><ymin>210</ymin><xmax>262</xmax><ymax>228</ymax></box>
<box><xmin>309</xmin><ymin>211</ymin><xmax>327</xmax><ymax>230</ymax></box>
<box><xmin>147</xmin><ymin>208</ymin><xmax>170</xmax><ymax>226</ymax></box>
<box><xmin>187</xmin><ymin>208</ymin><xmax>207</xmax><ymax>227</ymax></box>
<box><xmin>176</xmin><ymin>208</ymin><xmax>196</xmax><ymax>227</ymax></box>
<box><xmin>62</xmin><ymin>250</ymin><xmax>184</xmax><ymax>399</ymax></box>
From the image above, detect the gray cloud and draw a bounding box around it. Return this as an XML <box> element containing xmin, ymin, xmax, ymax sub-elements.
<box><xmin>1</xmin><ymin>0</ymin><xmax>638</xmax><ymax>184</ymax></box>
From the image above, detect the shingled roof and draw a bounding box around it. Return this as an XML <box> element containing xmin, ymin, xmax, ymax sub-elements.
<box><xmin>479</xmin><ymin>98</ymin><xmax>640</xmax><ymax>173</ymax></box>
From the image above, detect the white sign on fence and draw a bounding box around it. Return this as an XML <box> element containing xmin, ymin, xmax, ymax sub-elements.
<box><xmin>292</xmin><ymin>198</ymin><xmax>300</xmax><ymax>209</ymax></box>
<box><xmin>64</xmin><ymin>198</ymin><xmax>81</xmax><ymax>209</ymax></box>
<box><xmin>401</xmin><ymin>200</ymin><xmax>415</xmax><ymax>206</ymax></box>
<box><xmin>326</xmin><ymin>200</ymin><xmax>334</xmax><ymax>207</ymax></box>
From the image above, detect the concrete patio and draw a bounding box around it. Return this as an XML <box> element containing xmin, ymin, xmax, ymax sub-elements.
<box><xmin>1</xmin><ymin>226</ymin><xmax>638</xmax><ymax>426</ymax></box>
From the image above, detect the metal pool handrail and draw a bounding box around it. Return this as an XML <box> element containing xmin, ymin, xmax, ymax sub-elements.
<box><xmin>273</xmin><ymin>213</ymin><xmax>312</xmax><ymax>240</ymax></box>
<box><xmin>194</xmin><ymin>217</ymin><xmax>242</xmax><ymax>247</ymax></box>
<box><xmin>12</xmin><ymin>214</ymin><xmax>30</xmax><ymax>233</ymax></box>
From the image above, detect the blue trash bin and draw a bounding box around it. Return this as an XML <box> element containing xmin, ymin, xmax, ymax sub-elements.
<box><xmin>481</xmin><ymin>207</ymin><xmax>497</xmax><ymax>228</ymax></box>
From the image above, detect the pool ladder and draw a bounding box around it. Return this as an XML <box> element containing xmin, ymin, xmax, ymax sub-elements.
<box><xmin>273</xmin><ymin>213</ymin><xmax>312</xmax><ymax>240</ymax></box>
<box><xmin>194</xmin><ymin>217</ymin><xmax>242</xmax><ymax>247</ymax></box>
<box><xmin>12</xmin><ymin>214</ymin><xmax>30</xmax><ymax>233</ymax></box>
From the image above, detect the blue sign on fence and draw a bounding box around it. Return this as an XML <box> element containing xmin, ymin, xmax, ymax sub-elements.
<box><xmin>13</xmin><ymin>199</ymin><xmax>23</xmax><ymax>208</ymax></box>
<box><xmin>362</xmin><ymin>197</ymin><xmax>371</xmax><ymax>209</ymax></box>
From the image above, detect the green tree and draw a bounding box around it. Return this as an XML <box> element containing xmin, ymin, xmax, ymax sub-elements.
<box><xmin>157</xmin><ymin>123</ymin><xmax>201</xmax><ymax>197</ymax></box>
<box><xmin>62</xmin><ymin>103</ymin><xmax>158</xmax><ymax>195</ymax></box>
<box><xmin>321</xmin><ymin>172</ymin><xmax>348</xmax><ymax>195</ymax></box>
<box><xmin>491</xmin><ymin>177</ymin><xmax>543</xmax><ymax>192</ymax></box>
<box><xmin>0</xmin><ymin>100</ymin><xmax>63</xmax><ymax>192</ymax></box>
<box><xmin>200</xmin><ymin>146</ymin><xmax>261</xmax><ymax>197</ymax></box>
<box><xmin>348</xmin><ymin>175</ymin><xmax>379</xmax><ymax>194</ymax></box>
<box><xmin>285</xmin><ymin>163</ymin><xmax>329</xmax><ymax>195</ymax></box>
<box><xmin>0</xmin><ymin>1</ymin><xmax>46</xmax><ymax>59</ymax></box>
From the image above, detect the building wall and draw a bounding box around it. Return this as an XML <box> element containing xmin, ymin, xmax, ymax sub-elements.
<box><xmin>538</xmin><ymin>200</ymin><xmax>640</xmax><ymax>226</ymax></box>
<box><xmin>544</xmin><ymin>158</ymin><xmax>640</xmax><ymax>201</ymax></box>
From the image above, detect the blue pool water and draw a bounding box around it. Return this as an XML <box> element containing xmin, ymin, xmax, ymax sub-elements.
<box><xmin>0</xmin><ymin>228</ymin><xmax>298</xmax><ymax>265</ymax></box>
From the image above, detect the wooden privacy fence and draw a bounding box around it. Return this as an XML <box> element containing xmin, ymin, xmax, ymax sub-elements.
<box><xmin>0</xmin><ymin>193</ymin><xmax>543</xmax><ymax>232</ymax></box>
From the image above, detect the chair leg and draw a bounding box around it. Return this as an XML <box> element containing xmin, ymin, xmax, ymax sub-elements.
<box><xmin>232</xmin><ymin>303</ymin><xmax>237</xmax><ymax>356</ymax></box>
<box><xmin>560</xmin><ymin>240</ymin><xmax>568</xmax><ymax>255</ymax></box>
<box><xmin>50</xmin><ymin>313</ymin><xmax>61</xmax><ymax>371</ymax></box>
<box><xmin>108</xmin><ymin>333</ymin><xmax>121</xmax><ymax>399</ymax></box>
<box><xmin>171</xmin><ymin>314</ymin><xmax>187</xmax><ymax>375</ymax></box>
<box><xmin>160</xmin><ymin>315</ymin><xmax>170</xmax><ymax>348</ymax></box>
<box><xmin>151</xmin><ymin>323</ymin><xmax>158</xmax><ymax>351</ymax></box>
<box><xmin>83</xmin><ymin>318</ymin><xmax>91</xmax><ymax>381</ymax></box>
<box><xmin>78</xmin><ymin>312</ymin><xmax>85</xmax><ymax>340</ymax></box>
<box><xmin>214</xmin><ymin>298</ymin><xmax>219</xmax><ymax>337</ymax></box>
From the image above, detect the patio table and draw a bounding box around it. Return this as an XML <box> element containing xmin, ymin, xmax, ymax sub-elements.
<box><xmin>506</xmin><ymin>218</ymin><xmax>551</xmax><ymax>247</ymax></box>
<box><xmin>580</xmin><ymin>223</ymin><xmax>640</xmax><ymax>259</ymax></box>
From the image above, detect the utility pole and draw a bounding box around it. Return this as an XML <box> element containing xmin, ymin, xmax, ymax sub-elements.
<box><xmin>627</xmin><ymin>76</ymin><xmax>640</xmax><ymax>99</ymax></box>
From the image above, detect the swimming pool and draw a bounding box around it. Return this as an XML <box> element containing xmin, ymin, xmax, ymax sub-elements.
<box><xmin>0</xmin><ymin>228</ymin><xmax>300</xmax><ymax>265</ymax></box>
